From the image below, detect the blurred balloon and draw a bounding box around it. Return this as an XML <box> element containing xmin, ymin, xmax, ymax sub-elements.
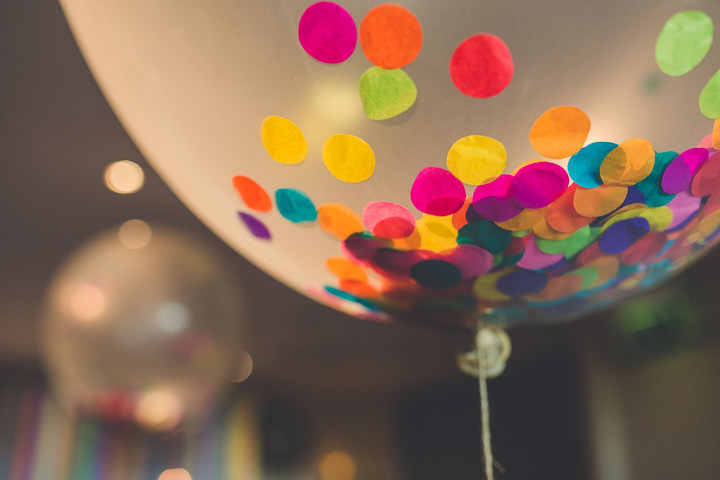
<box><xmin>41</xmin><ymin>223</ymin><xmax>244</xmax><ymax>432</ymax></box>
<box><xmin>60</xmin><ymin>0</ymin><xmax>720</xmax><ymax>329</ymax></box>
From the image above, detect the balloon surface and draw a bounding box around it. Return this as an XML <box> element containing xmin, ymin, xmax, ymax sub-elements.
<box><xmin>41</xmin><ymin>225</ymin><xmax>244</xmax><ymax>431</ymax></box>
<box><xmin>60</xmin><ymin>0</ymin><xmax>720</xmax><ymax>328</ymax></box>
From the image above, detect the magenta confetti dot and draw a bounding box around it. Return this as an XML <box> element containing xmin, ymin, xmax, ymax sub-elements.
<box><xmin>342</xmin><ymin>233</ymin><xmax>385</xmax><ymax>265</ymax></box>
<box><xmin>410</xmin><ymin>167</ymin><xmax>466</xmax><ymax>216</ymax></box>
<box><xmin>440</xmin><ymin>244</ymin><xmax>493</xmax><ymax>279</ymax></box>
<box><xmin>517</xmin><ymin>236</ymin><xmax>565</xmax><ymax>270</ymax></box>
<box><xmin>362</xmin><ymin>201</ymin><xmax>416</xmax><ymax>239</ymax></box>
<box><xmin>298</xmin><ymin>2</ymin><xmax>357</xmax><ymax>64</ymax></box>
<box><xmin>666</xmin><ymin>192</ymin><xmax>702</xmax><ymax>230</ymax></box>
<box><xmin>238</xmin><ymin>212</ymin><xmax>271</xmax><ymax>240</ymax></box>
<box><xmin>661</xmin><ymin>148</ymin><xmax>709</xmax><ymax>194</ymax></box>
<box><xmin>371</xmin><ymin>248</ymin><xmax>428</xmax><ymax>278</ymax></box>
<box><xmin>510</xmin><ymin>162</ymin><xmax>569</xmax><ymax>209</ymax></box>
<box><xmin>471</xmin><ymin>174</ymin><xmax>523</xmax><ymax>221</ymax></box>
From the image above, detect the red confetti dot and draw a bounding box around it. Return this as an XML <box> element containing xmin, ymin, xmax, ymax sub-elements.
<box><xmin>449</xmin><ymin>33</ymin><xmax>514</xmax><ymax>98</ymax></box>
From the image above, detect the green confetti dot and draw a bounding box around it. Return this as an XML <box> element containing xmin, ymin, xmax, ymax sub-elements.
<box><xmin>655</xmin><ymin>10</ymin><xmax>714</xmax><ymax>77</ymax></box>
<box><xmin>358</xmin><ymin>67</ymin><xmax>417</xmax><ymax>120</ymax></box>
<box><xmin>700</xmin><ymin>69</ymin><xmax>720</xmax><ymax>119</ymax></box>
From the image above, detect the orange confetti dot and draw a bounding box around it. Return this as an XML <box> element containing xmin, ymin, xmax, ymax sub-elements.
<box><xmin>528</xmin><ymin>106</ymin><xmax>591</xmax><ymax>159</ymax></box>
<box><xmin>359</xmin><ymin>4</ymin><xmax>423</xmax><ymax>69</ymax></box>
<box><xmin>392</xmin><ymin>228</ymin><xmax>422</xmax><ymax>250</ymax></box>
<box><xmin>546</xmin><ymin>186</ymin><xmax>593</xmax><ymax>232</ymax></box>
<box><xmin>232</xmin><ymin>175</ymin><xmax>272</xmax><ymax>212</ymax></box>
<box><xmin>452</xmin><ymin>198</ymin><xmax>472</xmax><ymax>230</ymax></box>
<box><xmin>326</xmin><ymin>257</ymin><xmax>369</xmax><ymax>283</ymax></box>
<box><xmin>495</xmin><ymin>207</ymin><xmax>546</xmax><ymax>231</ymax></box>
<box><xmin>317</xmin><ymin>203</ymin><xmax>364</xmax><ymax>240</ymax></box>
<box><xmin>573</xmin><ymin>185</ymin><xmax>627</xmax><ymax>217</ymax></box>
<box><xmin>599</xmin><ymin>138</ymin><xmax>655</xmax><ymax>186</ymax></box>
<box><xmin>340</xmin><ymin>279</ymin><xmax>378</xmax><ymax>297</ymax></box>
<box><xmin>532</xmin><ymin>217</ymin><xmax>574</xmax><ymax>240</ymax></box>
<box><xmin>583</xmin><ymin>256</ymin><xmax>620</xmax><ymax>287</ymax></box>
<box><xmin>714</xmin><ymin>119</ymin><xmax>720</xmax><ymax>150</ymax></box>
<box><xmin>526</xmin><ymin>274</ymin><xmax>583</xmax><ymax>302</ymax></box>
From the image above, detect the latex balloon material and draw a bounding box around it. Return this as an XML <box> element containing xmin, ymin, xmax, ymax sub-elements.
<box><xmin>61</xmin><ymin>1</ymin><xmax>720</xmax><ymax>329</ymax></box>
<box><xmin>41</xmin><ymin>226</ymin><xmax>243</xmax><ymax>431</ymax></box>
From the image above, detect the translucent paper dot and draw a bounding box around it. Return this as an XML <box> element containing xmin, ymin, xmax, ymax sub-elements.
<box><xmin>410</xmin><ymin>259</ymin><xmax>462</xmax><ymax>289</ymax></box>
<box><xmin>699</xmin><ymin>69</ymin><xmax>720</xmax><ymax>119</ymax></box>
<box><xmin>449</xmin><ymin>34</ymin><xmax>514</xmax><ymax>98</ymax></box>
<box><xmin>415</xmin><ymin>216</ymin><xmax>457</xmax><ymax>252</ymax></box>
<box><xmin>275</xmin><ymin>188</ymin><xmax>317</xmax><ymax>223</ymax></box>
<box><xmin>362</xmin><ymin>201</ymin><xmax>415</xmax><ymax>238</ymax></box>
<box><xmin>261</xmin><ymin>116</ymin><xmax>308</xmax><ymax>165</ymax></box>
<box><xmin>358</xmin><ymin>67</ymin><xmax>417</xmax><ymax>120</ymax></box>
<box><xmin>322</xmin><ymin>134</ymin><xmax>376</xmax><ymax>183</ymax></box>
<box><xmin>655</xmin><ymin>11</ymin><xmax>714</xmax><ymax>77</ymax></box>
<box><xmin>517</xmin><ymin>236</ymin><xmax>564</xmax><ymax>270</ymax></box>
<box><xmin>568</xmin><ymin>142</ymin><xmax>618</xmax><ymax>188</ymax></box>
<box><xmin>528</xmin><ymin>106</ymin><xmax>591</xmax><ymax>159</ymax></box>
<box><xmin>599</xmin><ymin>138</ymin><xmax>655</xmax><ymax>186</ymax></box>
<box><xmin>317</xmin><ymin>203</ymin><xmax>364</xmax><ymax>240</ymax></box>
<box><xmin>410</xmin><ymin>167</ymin><xmax>466</xmax><ymax>216</ymax></box>
<box><xmin>326</xmin><ymin>257</ymin><xmax>368</xmax><ymax>283</ymax></box>
<box><xmin>598</xmin><ymin>217</ymin><xmax>650</xmax><ymax>254</ymax></box>
<box><xmin>471</xmin><ymin>174</ymin><xmax>523</xmax><ymax>222</ymax></box>
<box><xmin>359</xmin><ymin>4</ymin><xmax>422</xmax><ymax>68</ymax></box>
<box><xmin>496</xmin><ymin>269</ymin><xmax>547</xmax><ymax>296</ymax></box>
<box><xmin>574</xmin><ymin>185</ymin><xmax>628</xmax><ymax>217</ymax></box>
<box><xmin>440</xmin><ymin>244</ymin><xmax>493</xmax><ymax>279</ymax></box>
<box><xmin>238</xmin><ymin>212</ymin><xmax>271</xmax><ymax>240</ymax></box>
<box><xmin>714</xmin><ymin>119</ymin><xmax>720</xmax><ymax>150</ymax></box>
<box><xmin>446</xmin><ymin>135</ymin><xmax>507</xmax><ymax>185</ymax></box>
<box><xmin>546</xmin><ymin>186</ymin><xmax>593</xmax><ymax>233</ymax></box>
<box><xmin>232</xmin><ymin>175</ymin><xmax>272</xmax><ymax>212</ymax></box>
<box><xmin>103</xmin><ymin>160</ymin><xmax>144</xmax><ymax>194</ymax></box>
<box><xmin>298</xmin><ymin>2</ymin><xmax>357</xmax><ymax>64</ymax></box>
<box><xmin>457</xmin><ymin>219</ymin><xmax>511</xmax><ymax>254</ymax></box>
<box><xmin>691</xmin><ymin>151</ymin><xmax>720</xmax><ymax>197</ymax></box>
<box><xmin>510</xmin><ymin>162</ymin><xmax>568</xmax><ymax>208</ymax></box>
<box><xmin>661</xmin><ymin>148</ymin><xmax>708</xmax><ymax>194</ymax></box>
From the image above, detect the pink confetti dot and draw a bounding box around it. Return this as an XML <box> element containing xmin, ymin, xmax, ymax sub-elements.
<box><xmin>510</xmin><ymin>162</ymin><xmax>569</xmax><ymax>209</ymax></box>
<box><xmin>471</xmin><ymin>174</ymin><xmax>523</xmax><ymax>221</ymax></box>
<box><xmin>362</xmin><ymin>201</ymin><xmax>416</xmax><ymax>239</ymax></box>
<box><xmin>410</xmin><ymin>167</ymin><xmax>466</xmax><ymax>216</ymax></box>
<box><xmin>298</xmin><ymin>2</ymin><xmax>357</xmax><ymax>64</ymax></box>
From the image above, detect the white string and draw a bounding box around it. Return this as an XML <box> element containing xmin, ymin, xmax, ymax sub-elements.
<box><xmin>476</xmin><ymin>328</ymin><xmax>495</xmax><ymax>480</ymax></box>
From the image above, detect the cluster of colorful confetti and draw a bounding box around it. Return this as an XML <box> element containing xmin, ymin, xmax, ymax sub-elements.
<box><xmin>232</xmin><ymin>6</ymin><xmax>720</xmax><ymax>329</ymax></box>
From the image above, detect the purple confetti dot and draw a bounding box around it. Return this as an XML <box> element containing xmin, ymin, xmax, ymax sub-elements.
<box><xmin>510</xmin><ymin>162</ymin><xmax>569</xmax><ymax>209</ymax></box>
<box><xmin>496</xmin><ymin>269</ymin><xmax>548</xmax><ymax>296</ymax></box>
<box><xmin>598</xmin><ymin>217</ymin><xmax>650</xmax><ymax>254</ymax></box>
<box><xmin>661</xmin><ymin>148</ymin><xmax>709</xmax><ymax>194</ymax></box>
<box><xmin>238</xmin><ymin>212</ymin><xmax>271</xmax><ymax>240</ymax></box>
<box><xmin>471</xmin><ymin>174</ymin><xmax>523</xmax><ymax>221</ymax></box>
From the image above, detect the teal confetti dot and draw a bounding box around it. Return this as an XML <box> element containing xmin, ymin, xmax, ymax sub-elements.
<box><xmin>634</xmin><ymin>151</ymin><xmax>678</xmax><ymax>207</ymax></box>
<box><xmin>568</xmin><ymin>142</ymin><xmax>617</xmax><ymax>188</ymax></box>
<box><xmin>275</xmin><ymin>188</ymin><xmax>317</xmax><ymax>223</ymax></box>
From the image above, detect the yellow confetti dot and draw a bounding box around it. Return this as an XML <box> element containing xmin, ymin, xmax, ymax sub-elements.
<box><xmin>599</xmin><ymin>138</ymin><xmax>655</xmax><ymax>186</ymax></box>
<box><xmin>322</xmin><ymin>134</ymin><xmax>376</xmax><ymax>183</ymax></box>
<box><xmin>495</xmin><ymin>207</ymin><xmax>546</xmax><ymax>231</ymax></box>
<box><xmin>446</xmin><ymin>135</ymin><xmax>507</xmax><ymax>185</ymax></box>
<box><xmin>602</xmin><ymin>206</ymin><xmax>673</xmax><ymax>233</ymax></box>
<box><xmin>528</xmin><ymin>106</ymin><xmax>591</xmax><ymax>160</ymax></box>
<box><xmin>573</xmin><ymin>185</ymin><xmax>627</xmax><ymax>217</ymax></box>
<box><xmin>260</xmin><ymin>116</ymin><xmax>308</xmax><ymax>165</ymax></box>
<box><xmin>473</xmin><ymin>269</ymin><xmax>511</xmax><ymax>301</ymax></box>
<box><xmin>714</xmin><ymin>119</ymin><xmax>720</xmax><ymax>150</ymax></box>
<box><xmin>415</xmin><ymin>214</ymin><xmax>458</xmax><ymax>252</ymax></box>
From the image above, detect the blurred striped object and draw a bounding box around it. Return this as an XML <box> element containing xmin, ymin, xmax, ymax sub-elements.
<box><xmin>0</xmin><ymin>382</ymin><xmax>261</xmax><ymax>480</ymax></box>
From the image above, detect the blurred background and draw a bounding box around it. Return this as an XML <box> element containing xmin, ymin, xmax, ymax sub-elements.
<box><xmin>1</xmin><ymin>2</ymin><xmax>720</xmax><ymax>480</ymax></box>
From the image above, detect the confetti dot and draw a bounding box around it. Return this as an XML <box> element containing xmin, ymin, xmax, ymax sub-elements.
<box><xmin>517</xmin><ymin>236</ymin><xmax>565</xmax><ymax>270</ymax></box>
<box><xmin>546</xmin><ymin>186</ymin><xmax>593</xmax><ymax>233</ymax></box>
<box><xmin>598</xmin><ymin>217</ymin><xmax>650</xmax><ymax>254</ymax></box>
<box><xmin>526</xmin><ymin>274</ymin><xmax>583</xmax><ymax>302</ymax></box>
<box><xmin>447</xmin><ymin>135</ymin><xmax>508</xmax><ymax>185</ymax></box>
<box><xmin>699</xmin><ymin>69</ymin><xmax>720</xmax><ymax>119</ymax></box>
<box><xmin>359</xmin><ymin>67</ymin><xmax>417</xmax><ymax>120</ymax></box>
<box><xmin>471</xmin><ymin>174</ymin><xmax>523</xmax><ymax>222</ymax></box>
<box><xmin>619</xmin><ymin>232</ymin><xmax>667</xmax><ymax>265</ymax></box>
<box><xmin>532</xmin><ymin>217</ymin><xmax>573</xmax><ymax>241</ymax></box>
<box><xmin>261</xmin><ymin>116</ymin><xmax>308</xmax><ymax>165</ymax></box>
<box><xmin>655</xmin><ymin>11</ymin><xmax>714</xmax><ymax>77</ymax></box>
<box><xmin>359</xmin><ymin>4</ymin><xmax>422</xmax><ymax>68</ymax></box>
<box><xmin>440</xmin><ymin>244</ymin><xmax>493</xmax><ymax>279</ymax></box>
<box><xmin>362</xmin><ymin>201</ymin><xmax>415</xmax><ymax>238</ymax></box>
<box><xmin>232</xmin><ymin>175</ymin><xmax>272</xmax><ymax>212</ymax></box>
<box><xmin>452</xmin><ymin>198</ymin><xmax>472</xmax><ymax>230</ymax></box>
<box><xmin>415</xmin><ymin>215</ymin><xmax>457</xmax><ymax>252</ymax></box>
<box><xmin>326</xmin><ymin>257</ymin><xmax>368</xmax><ymax>282</ymax></box>
<box><xmin>298</xmin><ymin>2</ymin><xmax>357</xmax><ymax>64</ymax></box>
<box><xmin>528</xmin><ymin>106</ymin><xmax>591</xmax><ymax>159</ymax></box>
<box><xmin>574</xmin><ymin>185</ymin><xmax>628</xmax><ymax>217</ymax></box>
<box><xmin>322</xmin><ymin>134</ymin><xmax>376</xmax><ymax>183</ymax></box>
<box><xmin>510</xmin><ymin>162</ymin><xmax>569</xmax><ymax>208</ymax></box>
<box><xmin>343</xmin><ymin>233</ymin><xmax>385</xmax><ymax>264</ymax></box>
<box><xmin>496</xmin><ymin>269</ymin><xmax>547</xmax><ymax>296</ymax></box>
<box><xmin>410</xmin><ymin>259</ymin><xmax>462</xmax><ymax>289</ymax></box>
<box><xmin>317</xmin><ymin>203</ymin><xmax>363</xmax><ymax>240</ymax></box>
<box><xmin>449</xmin><ymin>34</ymin><xmax>514</xmax><ymax>98</ymax></box>
<box><xmin>238</xmin><ymin>212</ymin><xmax>271</xmax><ymax>240</ymax></box>
<box><xmin>410</xmin><ymin>167</ymin><xmax>466</xmax><ymax>216</ymax></box>
<box><xmin>275</xmin><ymin>188</ymin><xmax>317</xmax><ymax>223</ymax></box>
<box><xmin>536</xmin><ymin>226</ymin><xmax>595</xmax><ymax>258</ymax></box>
<box><xmin>714</xmin><ymin>119</ymin><xmax>720</xmax><ymax>150</ymax></box>
<box><xmin>599</xmin><ymin>138</ymin><xmax>655</xmax><ymax>186</ymax></box>
<box><xmin>634</xmin><ymin>151</ymin><xmax>678</xmax><ymax>206</ymax></box>
<box><xmin>691</xmin><ymin>151</ymin><xmax>720</xmax><ymax>197</ymax></box>
<box><xmin>373</xmin><ymin>248</ymin><xmax>426</xmax><ymax>278</ymax></box>
<box><xmin>666</xmin><ymin>192</ymin><xmax>702</xmax><ymax>230</ymax></box>
<box><xmin>457</xmin><ymin>219</ymin><xmax>511</xmax><ymax>254</ymax></box>
<box><xmin>495</xmin><ymin>207</ymin><xmax>546</xmax><ymax>231</ymax></box>
<box><xmin>568</xmin><ymin>142</ymin><xmax>618</xmax><ymax>188</ymax></box>
<box><xmin>473</xmin><ymin>269</ymin><xmax>511</xmax><ymax>301</ymax></box>
<box><xmin>661</xmin><ymin>148</ymin><xmax>708</xmax><ymax>194</ymax></box>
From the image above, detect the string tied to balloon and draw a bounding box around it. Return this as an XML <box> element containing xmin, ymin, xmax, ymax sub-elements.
<box><xmin>457</xmin><ymin>327</ymin><xmax>512</xmax><ymax>480</ymax></box>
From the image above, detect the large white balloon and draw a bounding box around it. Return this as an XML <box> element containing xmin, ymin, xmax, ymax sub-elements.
<box><xmin>41</xmin><ymin>224</ymin><xmax>244</xmax><ymax>432</ymax></box>
<box><xmin>59</xmin><ymin>1</ymin><xmax>720</xmax><ymax>328</ymax></box>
